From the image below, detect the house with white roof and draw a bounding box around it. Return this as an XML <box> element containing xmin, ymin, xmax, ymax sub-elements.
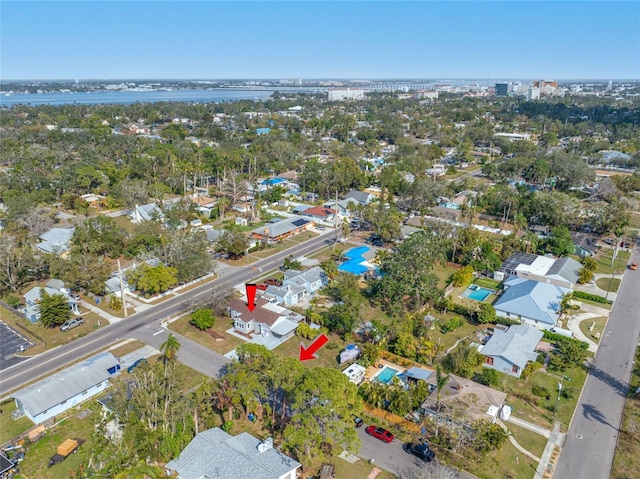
<box><xmin>37</xmin><ymin>227</ymin><xmax>75</xmax><ymax>255</ymax></box>
<box><xmin>227</xmin><ymin>298</ymin><xmax>304</xmax><ymax>340</ymax></box>
<box><xmin>493</xmin><ymin>276</ymin><xmax>570</xmax><ymax>329</ymax></box>
<box><xmin>283</xmin><ymin>266</ymin><xmax>328</xmax><ymax>295</ymax></box>
<box><xmin>480</xmin><ymin>325</ymin><xmax>543</xmax><ymax>378</ymax></box>
<box><xmin>496</xmin><ymin>252</ymin><xmax>581</xmax><ymax>288</ymax></box>
<box><xmin>165</xmin><ymin>427</ymin><xmax>300</xmax><ymax>479</ymax></box>
<box><xmin>13</xmin><ymin>352</ymin><xmax>121</xmax><ymax>424</ymax></box>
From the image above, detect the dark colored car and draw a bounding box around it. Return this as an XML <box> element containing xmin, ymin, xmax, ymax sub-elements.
<box><xmin>365</xmin><ymin>426</ymin><xmax>394</xmax><ymax>443</ymax></box>
<box><xmin>127</xmin><ymin>358</ymin><xmax>147</xmax><ymax>373</ymax></box>
<box><xmin>352</xmin><ymin>414</ymin><xmax>364</xmax><ymax>428</ymax></box>
<box><xmin>403</xmin><ymin>442</ymin><xmax>435</xmax><ymax>462</ymax></box>
<box><xmin>264</xmin><ymin>278</ymin><xmax>283</xmax><ymax>287</ymax></box>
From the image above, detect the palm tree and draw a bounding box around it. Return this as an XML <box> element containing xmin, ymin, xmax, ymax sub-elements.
<box><xmin>217</xmin><ymin>196</ymin><xmax>230</xmax><ymax>223</ymax></box>
<box><xmin>160</xmin><ymin>333</ymin><xmax>181</xmax><ymax>369</ymax></box>
<box><xmin>435</xmin><ymin>366</ymin><xmax>449</xmax><ymax>438</ymax></box>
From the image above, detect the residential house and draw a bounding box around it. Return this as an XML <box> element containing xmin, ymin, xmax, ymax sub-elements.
<box><xmin>251</xmin><ymin>216</ymin><xmax>312</xmax><ymax>242</ymax></box>
<box><xmin>323</xmin><ymin>198</ymin><xmax>359</xmax><ymax>216</ymax></box>
<box><xmin>228</xmin><ymin>298</ymin><xmax>304</xmax><ymax>339</ymax></box>
<box><xmin>420</xmin><ymin>374</ymin><xmax>507</xmax><ymax>433</ymax></box>
<box><xmin>301</xmin><ymin>206</ymin><xmax>337</xmax><ymax>223</ymax></box>
<box><xmin>283</xmin><ymin>266</ymin><xmax>328</xmax><ymax>295</ymax></box>
<box><xmin>480</xmin><ymin>325</ymin><xmax>543</xmax><ymax>378</ymax></box>
<box><xmin>164</xmin><ymin>427</ymin><xmax>300</xmax><ymax>479</ymax></box>
<box><xmin>80</xmin><ymin>193</ymin><xmax>107</xmax><ymax>209</ymax></box>
<box><xmin>129</xmin><ymin>202</ymin><xmax>164</xmax><ymax>224</ymax></box>
<box><xmin>23</xmin><ymin>279</ymin><xmax>80</xmax><ymax>323</ymax></box>
<box><xmin>342</xmin><ymin>363</ymin><xmax>366</xmax><ymax>385</ymax></box>
<box><xmin>571</xmin><ymin>232</ymin><xmax>598</xmax><ymax>257</ymax></box>
<box><xmin>493</xmin><ymin>276</ymin><xmax>570</xmax><ymax>329</ymax></box>
<box><xmin>37</xmin><ymin>227</ymin><xmax>75</xmax><ymax>255</ymax></box>
<box><xmin>495</xmin><ymin>252</ymin><xmax>581</xmax><ymax>288</ymax></box>
<box><xmin>188</xmin><ymin>195</ymin><xmax>217</xmax><ymax>216</ymax></box>
<box><xmin>13</xmin><ymin>352</ymin><xmax>121</xmax><ymax>424</ymax></box>
<box><xmin>265</xmin><ymin>283</ymin><xmax>306</xmax><ymax>307</ymax></box>
<box><xmin>344</xmin><ymin>189</ymin><xmax>374</xmax><ymax>206</ymax></box>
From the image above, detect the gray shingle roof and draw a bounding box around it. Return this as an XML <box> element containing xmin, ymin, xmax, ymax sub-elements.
<box><xmin>493</xmin><ymin>277</ymin><xmax>570</xmax><ymax>325</ymax></box>
<box><xmin>545</xmin><ymin>256</ymin><xmax>581</xmax><ymax>285</ymax></box>
<box><xmin>165</xmin><ymin>428</ymin><xmax>300</xmax><ymax>479</ymax></box>
<box><xmin>13</xmin><ymin>352</ymin><xmax>119</xmax><ymax>417</ymax></box>
<box><xmin>251</xmin><ymin>216</ymin><xmax>310</xmax><ymax>239</ymax></box>
<box><xmin>481</xmin><ymin>325</ymin><xmax>543</xmax><ymax>370</ymax></box>
<box><xmin>37</xmin><ymin>227</ymin><xmax>75</xmax><ymax>254</ymax></box>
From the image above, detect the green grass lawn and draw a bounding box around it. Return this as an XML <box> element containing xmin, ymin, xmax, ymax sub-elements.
<box><xmin>595</xmin><ymin>277</ymin><xmax>621</xmax><ymax>293</ymax></box>
<box><xmin>578</xmin><ymin>316</ymin><xmax>607</xmax><ymax>343</ymax></box>
<box><xmin>506</xmin><ymin>422</ymin><xmax>547</xmax><ymax>458</ymax></box>
<box><xmin>576</xmin><ymin>297</ymin><xmax>612</xmax><ymax>310</ymax></box>
<box><xmin>16</xmin><ymin>405</ymin><xmax>98</xmax><ymax>479</ymax></box>
<box><xmin>0</xmin><ymin>400</ymin><xmax>33</xmax><ymax>443</ymax></box>
<box><xmin>432</xmin><ymin>263</ymin><xmax>454</xmax><ymax>288</ymax></box>
<box><xmin>463</xmin><ymin>440</ymin><xmax>538</xmax><ymax>479</ymax></box>
<box><xmin>474</xmin><ymin>277</ymin><xmax>502</xmax><ymax>289</ymax></box>
<box><xmin>596</xmin><ymin>249</ymin><xmax>630</xmax><ymax>275</ymax></box>
<box><xmin>501</xmin><ymin>364</ymin><xmax>588</xmax><ymax>432</ymax></box>
<box><xmin>271</xmin><ymin>332</ymin><xmax>347</xmax><ymax>370</ymax></box>
<box><xmin>169</xmin><ymin>313</ymin><xmax>245</xmax><ymax>355</ymax></box>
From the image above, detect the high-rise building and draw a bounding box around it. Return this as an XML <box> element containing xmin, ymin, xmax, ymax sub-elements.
<box><xmin>495</xmin><ymin>83</ymin><xmax>509</xmax><ymax>97</ymax></box>
<box><xmin>527</xmin><ymin>88</ymin><xmax>540</xmax><ymax>101</ymax></box>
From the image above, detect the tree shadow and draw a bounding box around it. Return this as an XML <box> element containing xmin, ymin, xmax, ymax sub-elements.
<box><xmin>587</xmin><ymin>364</ymin><xmax>629</xmax><ymax>398</ymax></box>
<box><xmin>582</xmin><ymin>404</ymin><xmax>616</xmax><ymax>430</ymax></box>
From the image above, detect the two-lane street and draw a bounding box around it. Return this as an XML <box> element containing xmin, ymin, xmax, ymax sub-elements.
<box><xmin>554</xmin><ymin>241</ymin><xmax>640</xmax><ymax>478</ymax></box>
<box><xmin>0</xmin><ymin>231</ymin><xmax>334</xmax><ymax>397</ymax></box>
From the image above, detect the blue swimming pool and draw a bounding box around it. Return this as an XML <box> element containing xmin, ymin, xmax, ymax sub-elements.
<box><xmin>338</xmin><ymin>246</ymin><xmax>371</xmax><ymax>275</ymax></box>
<box><xmin>461</xmin><ymin>285</ymin><xmax>494</xmax><ymax>302</ymax></box>
<box><xmin>375</xmin><ymin>366</ymin><xmax>400</xmax><ymax>384</ymax></box>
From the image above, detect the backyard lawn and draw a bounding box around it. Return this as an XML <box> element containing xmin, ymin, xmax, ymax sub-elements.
<box><xmin>0</xmin><ymin>400</ymin><xmax>33</xmax><ymax>443</ymax></box>
<box><xmin>272</xmin><ymin>332</ymin><xmax>347</xmax><ymax>370</ymax></box>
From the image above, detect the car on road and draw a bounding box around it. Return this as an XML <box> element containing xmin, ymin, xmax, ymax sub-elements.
<box><xmin>264</xmin><ymin>278</ymin><xmax>283</xmax><ymax>287</ymax></box>
<box><xmin>60</xmin><ymin>317</ymin><xmax>84</xmax><ymax>332</ymax></box>
<box><xmin>365</xmin><ymin>426</ymin><xmax>394</xmax><ymax>443</ymax></box>
<box><xmin>403</xmin><ymin>441</ymin><xmax>435</xmax><ymax>462</ymax></box>
<box><xmin>631</xmin><ymin>262</ymin><xmax>638</xmax><ymax>270</ymax></box>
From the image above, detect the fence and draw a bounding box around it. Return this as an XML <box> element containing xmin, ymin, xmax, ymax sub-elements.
<box><xmin>364</xmin><ymin>404</ymin><xmax>422</xmax><ymax>434</ymax></box>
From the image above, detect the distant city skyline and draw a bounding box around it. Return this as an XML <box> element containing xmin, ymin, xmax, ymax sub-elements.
<box><xmin>2</xmin><ymin>1</ymin><xmax>639</xmax><ymax>81</ymax></box>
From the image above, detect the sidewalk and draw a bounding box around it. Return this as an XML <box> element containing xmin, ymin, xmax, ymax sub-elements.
<box><xmin>506</xmin><ymin>415</ymin><xmax>551</xmax><ymax>439</ymax></box>
<box><xmin>536</xmin><ymin>422</ymin><xmax>563</xmax><ymax>479</ymax></box>
<box><xmin>496</xmin><ymin>418</ymin><xmax>541</xmax><ymax>462</ymax></box>
<box><xmin>574</xmin><ymin>272</ymin><xmax>622</xmax><ymax>302</ymax></box>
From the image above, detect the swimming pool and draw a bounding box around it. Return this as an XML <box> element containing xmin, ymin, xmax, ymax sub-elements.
<box><xmin>375</xmin><ymin>366</ymin><xmax>400</xmax><ymax>384</ymax></box>
<box><xmin>461</xmin><ymin>285</ymin><xmax>494</xmax><ymax>302</ymax></box>
<box><xmin>338</xmin><ymin>246</ymin><xmax>371</xmax><ymax>275</ymax></box>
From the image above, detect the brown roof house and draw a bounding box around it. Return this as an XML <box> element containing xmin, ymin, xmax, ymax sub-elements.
<box><xmin>419</xmin><ymin>374</ymin><xmax>507</xmax><ymax>435</ymax></box>
<box><xmin>227</xmin><ymin>298</ymin><xmax>305</xmax><ymax>341</ymax></box>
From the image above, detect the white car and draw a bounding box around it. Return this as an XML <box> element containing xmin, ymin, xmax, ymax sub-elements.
<box><xmin>60</xmin><ymin>317</ymin><xmax>85</xmax><ymax>332</ymax></box>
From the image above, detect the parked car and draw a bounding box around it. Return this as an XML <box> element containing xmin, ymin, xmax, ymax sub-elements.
<box><xmin>631</xmin><ymin>262</ymin><xmax>638</xmax><ymax>271</ymax></box>
<box><xmin>60</xmin><ymin>317</ymin><xmax>84</xmax><ymax>332</ymax></box>
<box><xmin>264</xmin><ymin>278</ymin><xmax>283</xmax><ymax>287</ymax></box>
<box><xmin>352</xmin><ymin>414</ymin><xmax>364</xmax><ymax>428</ymax></box>
<box><xmin>256</xmin><ymin>283</ymin><xmax>268</xmax><ymax>290</ymax></box>
<box><xmin>316</xmin><ymin>225</ymin><xmax>326</xmax><ymax>230</ymax></box>
<box><xmin>127</xmin><ymin>358</ymin><xmax>147</xmax><ymax>373</ymax></box>
<box><xmin>403</xmin><ymin>441</ymin><xmax>435</xmax><ymax>462</ymax></box>
<box><xmin>365</xmin><ymin>426</ymin><xmax>394</xmax><ymax>443</ymax></box>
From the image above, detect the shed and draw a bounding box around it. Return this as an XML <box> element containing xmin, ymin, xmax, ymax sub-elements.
<box><xmin>339</xmin><ymin>344</ymin><xmax>361</xmax><ymax>364</ymax></box>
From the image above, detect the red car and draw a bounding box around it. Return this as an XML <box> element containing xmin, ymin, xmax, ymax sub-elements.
<box><xmin>255</xmin><ymin>284</ymin><xmax>268</xmax><ymax>290</ymax></box>
<box><xmin>365</xmin><ymin>426</ymin><xmax>394</xmax><ymax>443</ymax></box>
<box><xmin>264</xmin><ymin>278</ymin><xmax>283</xmax><ymax>287</ymax></box>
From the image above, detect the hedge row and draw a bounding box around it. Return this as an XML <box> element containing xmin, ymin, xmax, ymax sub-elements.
<box><xmin>542</xmin><ymin>329</ymin><xmax>589</xmax><ymax>349</ymax></box>
<box><xmin>573</xmin><ymin>291</ymin><xmax>613</xmax><ymax>305</ymax></box>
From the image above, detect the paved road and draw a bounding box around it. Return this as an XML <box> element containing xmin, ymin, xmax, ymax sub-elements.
<box><xmin>0</xmin><ymin>231</ymin><xmax>334</xmax><ymax>397</ymax></box>
<box><xmin>356</xmin><ymin>423</ymin><xmax>475</xmax><ymax>479</ymax></box>
<box><xmin>554</xmin><ymin>241</ymin><xmax>640</xmax><ymax>478</ymax></box>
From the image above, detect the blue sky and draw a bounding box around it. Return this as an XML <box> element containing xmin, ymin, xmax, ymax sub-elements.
<box><xmin>2</xmin><ymin>1</ymin><xmax>639</xmax><ymax>80</ymax></box>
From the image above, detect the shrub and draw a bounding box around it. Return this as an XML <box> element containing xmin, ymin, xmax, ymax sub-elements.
<box><xmin>475</xmin><ymin>368</ymin><xmax>500</xmax><ymax>386</ymax></box>
<box><xmin>3</xmin><ymin>294</ymin><xmax>21</xmax><ymax>308</ymax></box>
<box><xmin>521</xmin><ymin>360</ymin><xmax>542</xmax><ymax>380</ymax></box>
<box><xmin>440</xmin><ymin>316</ymin><xmax>465</xmax><ymax>333</ymax></box>
<box><xmin>531</xmin><ymin>385</ymin><xmax>551</xmax><ymax>400</ymax></box>
<box><xmin>221</xmin><ymin>420</ymin><xmax>234</xmax><ymax>433</ymax></box>
<box><xmin>190</xmin><ymin>308</ymin><xmax>216</xmax><ymax>330</ymax></box>
<box><xmin>295</xmin><ymin>322</ymin><xmax>327</xmax><ymax>340</ymax></box>
<box><xmin>572</xmin><ymin>291</ymin><xmax>612</xmax><ymax>304</ymax></box>
<box><xmin>451</xmin><ymin>265</ymin><xmax>474</xmax><ymax>287</ymax></box>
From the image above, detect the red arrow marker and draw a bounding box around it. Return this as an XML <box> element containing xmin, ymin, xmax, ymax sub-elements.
<box><xmin>246</xmin><ymin>284</ymin><xmax>257</xmax><ymax>312</ymax></box>
<box><xmin>299</xmin><ymin>333</ymin><xmax>329</xmax><ymax>361</ymax></box>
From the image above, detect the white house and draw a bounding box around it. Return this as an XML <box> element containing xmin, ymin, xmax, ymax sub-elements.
<box><xmin>129</xmin><ymin>203</ymin><xmax>164</xmax><ymax>224</ymax></box>
<box><xmin>13</xmin><ymin>352</ymin><xmax>121</xmax><ymax>424</ymax></box>
<box><xmin>37</xmin><ymin>227</ymin><xmax>75</xmax><ymax>255</ymax></box>
<box><xmin>165</xmin><ymin>428</ymin><xmax>301</xmax><ymax>479</ymax></box>
<box><xmin>23</xmin><ymin>279</ymin><xmax>80</xmax><ymax>323</ymax></box>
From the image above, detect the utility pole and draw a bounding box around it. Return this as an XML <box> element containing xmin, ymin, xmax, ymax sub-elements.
<box><xmin>118</xmin><ymin>259</ymin><xmax>128</xmax><ymax>318</ymax></box>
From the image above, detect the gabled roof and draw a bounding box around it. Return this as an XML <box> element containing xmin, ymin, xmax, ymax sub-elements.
<box><xmin>251</xmin><ymin>216</ymin><xmax>310</xmax><ymax>238</ymax></box>
<box><xmin>545</xmin><ymin>256</ymin><xmax>581</xmax><ymax>285</ymax></box>
<box><xmin>302</xmin><ymin>206</ymin><xmax>336</xmax><ymax>218</ymax></box>
<box><xmin>344</xmin><ymin>189</ymin><xmax>372</xmax><ymax>204</ymax></box>
<box><xmin>481</xmin><ymin>325</ymin><xmax>543</xmax><ymax>370</ymax></box>
<box><xmin>266</xmin><ymin>283</ymin><xmax>306</xmax><ymax>299</ymax></box>
<box><xmin>130</xmin><ymin>203</ymin><xmax>163</xmax><ymax>222</ymax></box>
<box><xmin>37</xmin><ymin>227</ymin><xmax>75</xmax><ymax>254</ymax></box>
<box><xmin>165</xmin><ymin>427</ymin><xmax>300</xmax><ymax>479</ymax></box>
<box><xmin>24</xmin><ymin>286</ymin><xmax>75</xmax><ymax>303</ymax></box>
<box><xmin>229</xmin><ymin>298</ymin><xmax>282</xmax><ymax>327</ymax></box>
<box><xmin>13</xmin><ymin>352</ymin><xmax>119</xmax><ymax>417</ymax></box>
<box><xmin>494</xmin><ymin>277</ymin><xmax>569</xmax><ymax>325</ymax></box>
<box><xmin>284</xmin><ymin>266</ymin><xmax>327</xmax><ymax>286</ymax></box>
<box><xmin>570</xmin><ymin>232</ymin><xmax>598</xmax><ymax>253</ymax></box>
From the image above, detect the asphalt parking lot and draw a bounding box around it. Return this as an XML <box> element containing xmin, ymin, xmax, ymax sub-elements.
<box><xmin>0</xmin><ymin>320</ymin><xmax>33</xmax><ymax>370</ymax></box>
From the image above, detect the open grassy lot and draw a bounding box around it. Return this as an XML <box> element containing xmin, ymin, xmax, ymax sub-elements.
<box><xmin>473</xmin><ymin>277</ymin><xmax>502</xmax><ymax>289</ymax></box>
<box><xmin>578</xmin><ymin>316</ymin><xmax>607</xmax><ymax>343</ymax></box>
<box><xmin>272</xmin><ymin>332</ymin><xmax>347</xmax><ymax>370</ymax></box>
<box><xmin>501</xmin><ymin>364</ymin><xmax>588</xmax><ymax>432</ymax></box>
<box><xmin>596</xmin><ymin>249</ymin><xmax>630</xmax><ymax>275</ymax></box>
<box><xmin>109</xmin><ymin>340</ymin><xmax>148</xmax><ymax>358</ymax></box>
<box><xmin>460</xmin><ymin>440</ymin><xmax>538</xmax><ymax>479</ymax></box>
<box><xmin>596</xmin><ymin>277</ymin><xmax>621</xmax><ymax>293</ymax></box>
<box><xmin>611</xmin><ymin>345</ymin><xmax>640</xmax><ymax>479</ymax></box>
<box><xmin>169</xmin><ymin>313</ymin><xmax>244</xmax><ymax>355</ymax></box>
<box><xmin>0</xmin><ymin>400</ymin><xmax>33</xmax><ymax>444</ymax></box>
